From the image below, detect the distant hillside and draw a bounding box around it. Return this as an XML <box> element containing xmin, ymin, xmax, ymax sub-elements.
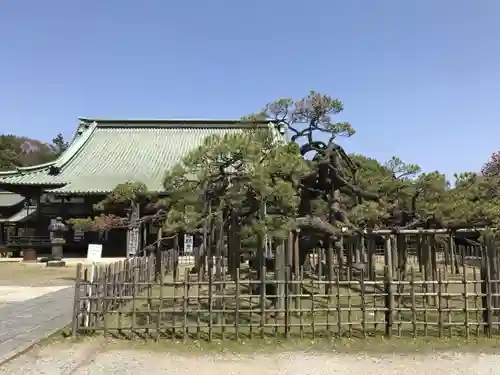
<box><xmin>0</xmin><ymin>133</ymin><xmax>68</xmax><ymax>171</ymax></box>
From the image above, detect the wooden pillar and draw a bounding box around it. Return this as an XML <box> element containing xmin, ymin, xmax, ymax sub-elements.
<box><xmin>285</xmin><ymin>231</ymin><xmax>294</xmax><ymax>296</ymax></box>
<box><xmin>354</xmin><ymin>234</ymin><xmax>362</xmax><ymax>264</ymax></box>
<box><xmin>385</xmin><ymin>235</ymin><xmax>394</xmax><ymax>280</ymax></box>
<box><xmin>367</xmin><ymin>232</ymin><xmax>376</xmax><ymax>280</ymax></box>
<box><xmin>126</xmin><ymin>202</ymin><xmax>140</xmax><ymax>257</ymax></box>
<box><xmin>346</xmin><ymin>237</ymin><xmax>353</xmax><ymax>280</ymax></box>
<box><xmin>337</xmin><ymin>235</ymin><xmax>345</xmax><ymax>270</ymax></box>
<box><xmin>285</xmin><ymin>231</ymin><xmax>293</xmax><ymax>269</ymax></box>
<box><xmin>422</xmin><ymin>234</ymin><xmax>432</xmax><ymax>305</ymax></box>
<box><xmin>256</xmin><ymin>202</ymin><xmax>266</xmax><ymax>275</ymax></box>
<box><xmin>173</xmin><ymin>233</ymin><xmax>179</xmax><ymax>282</ymax></box>
<box><xmin>201</xmin><ymin>217</ymin><xmax>208</xmax><ymax>279</ymax></box>
<box><xmin>486</xmin><ymin>234</ymin><xmax>500</xmax><ymax>314</ymax></box>
<box><xmin>215</xmin><ymin>216</ymin><xmax>223</xmax><ymax>325</ymax></box>
<box><xmin>326</xmin><ymin>240</ymin><xmax>334</xmax><ymax>295</ymax></box>
<box><xmin>155</xmin><ymin>227</ymin><xmax>163</xmax><ymax>281</ymax></box>
<box><xmin>396</xmin><ymin>234</ymin><xmax>407</xmax><ymax>274</ymax></box>
<box><xmin>390</xmin><ymin>234</ymin><xmax>397</xmax><ymax>276</ymax></box>
<box><xmin>417</xmin><ymin>234</ymin><xmax>423</xmax><ymax>273</ymax></box>
<box><xmin>318</xmin><ymin>248</ymin><xmax>323</xmax><ymax>283</ymax></box>
<box><xmin>430</xmin><ymin>235</ymin><xmax>438</xmax><ymax>305</ymax></box>
<box><xmin>233</xmin><ymin>216</ymin><xmax>241</xmax><ymax>279</ymax></box>
<box><xmin>226</xmin><ymin>217</ymin><xmax>233</xmax><ymax>278</ymax></box>
<box><xmin>448</xmin><ymin>232</ymin><xmax>456</xmax><ymax>274</ymax></box>
<box><xmin>274</xmin><ymin>240</ymin><xmax>285</xmax><ymax>318</ymax></box>
<box><xmin>384</xmin><ymin>235</ymin><xmax>394</xmax><ymax>337</ymax></box>
<box><xmin>360</xmin><ymin>234</ymin><xmax>366</xmax><ymax>263</ymax></box>
<box><xmin>293</xmin><ymin>229</ymin><xmax>300</xmax><ymax>310</ymax></box>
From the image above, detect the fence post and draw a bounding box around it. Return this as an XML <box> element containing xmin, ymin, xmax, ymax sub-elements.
<box><xmin>384</xmin><ymin>235</ymin><xmax>394</xmax><ymax>338</ymax></box>
<box><xmin>486</xmin><ymin>234</ymin><xmax>500</xmax><ymax>321</ymax></box>
<box><xmin>448</xmin><ymin>232</ymin><xmax>457</xmax><ymax>274</ymax></box>
<box><xmin>155</xmin><ymin>227</ymin><xmax>163</xmax><ymax>282</ymax></box>
<box><xmin>384</xmin><ymin>265</ymin><xmax>394</xmax><ymax>338</ymax></box>
<box><xmin>275</xmin><ymin>240</ymin><xmax>285</xmax><ymax>319</ymax></box>
<box><xmin>71</xmin><ymin>263</ymin><xmax>83</xmax><ymax>337</ymax></box>
<box><xmin>284</xmin><ymin>266</ymin><xmax>290</xmax><ymax>338</ymax></box>
<box><xmin>482</xmin><ymin>236</ymin><xmax>494</xmax><ymax>337</ymax></box>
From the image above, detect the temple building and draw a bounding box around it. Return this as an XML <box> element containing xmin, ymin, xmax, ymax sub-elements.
<box><xmin>0</xmin><ymin>117</ymin><xmax>281</xmax><ymax>257</ymax></box>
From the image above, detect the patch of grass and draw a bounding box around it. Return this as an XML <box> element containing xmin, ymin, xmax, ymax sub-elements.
<box><xmin>0</xmin><ymin>262</ymin><xmax>88</xmax><ymax>286</ymax></box>
<box><xmin>54</xmin><ymin>334</ymin><xmax>500</xmax><ymax>355</ymax></box>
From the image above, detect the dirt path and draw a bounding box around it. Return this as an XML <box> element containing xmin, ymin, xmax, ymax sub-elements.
<box><xmin>2</xmin><ymin>342</ymin><xmax>500</xmax><ymax>375</ymax></box>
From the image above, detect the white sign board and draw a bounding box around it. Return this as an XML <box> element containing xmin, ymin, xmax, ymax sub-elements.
<box><xmin>84</xmin><ymin>243</ymin><xmax>102</xmax><ymax>328</ymax></box>
<box><xmin>184</xmin><ymin>234</ymin><xmax>193</xmax><ymax>254</ymax></box>
<box><xmin>87</xmin><ymin>243</ymin><xmax>103</xmax><ymax>263</ymax></box>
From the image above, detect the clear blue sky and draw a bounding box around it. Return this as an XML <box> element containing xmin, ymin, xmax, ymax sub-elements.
<box><xmin>1</xmin><ymin>1</ymin><xmax>498</xmax><ymax>178</ymax></box>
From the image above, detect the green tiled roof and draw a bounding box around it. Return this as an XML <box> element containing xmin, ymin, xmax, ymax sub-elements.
<box><xmin>0</xmin><ymin>206</ymin><xmax>36</xmax><ymax>223</ymax></box>
<box><xmin>0</xmin><ymin>119</ymin><xmax>283</xmax><ymax>195</ymax></box>
<box><xmin>0</xmin><ymin>191</ymin><xmax>24</xmax><ymax>207</ymax></box>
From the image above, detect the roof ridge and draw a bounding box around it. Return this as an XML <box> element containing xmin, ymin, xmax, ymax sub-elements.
<box><xmin>77</xmin><ymin>118</ymin><xmax>277</xmax><ymax>129</ymax></box>
<box><xmin>78</xmin><ymin>117</ymin><xmax>275</xmax><ymax>124</ymax></box>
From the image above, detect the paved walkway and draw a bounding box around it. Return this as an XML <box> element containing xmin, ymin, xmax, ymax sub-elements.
<box><xmin>0</xmin><ymin>257</ymin><xmax>125</xmax><ymax>265</ymax></box>
<box><xmin>0</xmin><ymin>285</ymin><xmax>74</xmax><ymax>364</ymax></box>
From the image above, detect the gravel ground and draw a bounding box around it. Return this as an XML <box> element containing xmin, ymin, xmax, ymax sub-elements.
<box><xmin>2</xmin><ymin>342</ymin><xmax>500</xmax><ymax>375</ymax></box>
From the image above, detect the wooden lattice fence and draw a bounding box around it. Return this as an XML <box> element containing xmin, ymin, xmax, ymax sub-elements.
<box><xmin>71</xmin><ymin>232</ymin><xmax>500</xmax><ymax>341</ymax></box>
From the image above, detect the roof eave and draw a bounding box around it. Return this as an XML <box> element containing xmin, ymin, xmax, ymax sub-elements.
<box><xmin>51</xmin><ymin>189</ymin><xmax>168</xmax><ymax>197</ymax></box>
<box><xmin>0</xmin><ymin>121</ymin><xmax>98</xmax><ymax>177</ymax></box>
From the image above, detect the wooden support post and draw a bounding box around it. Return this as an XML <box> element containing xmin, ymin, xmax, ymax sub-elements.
<box><xmin>318</xmin><ymin>248</ymin><xmax>323</xmax><ymax>286</ymax></box>
<box><xmin>285</xmin><ymin>232</ymin><xmax>293</xmax><ymax>269</ymax></box>
<box><xmin>366</xmin><ymin>232</ymin><xmax>375</xmax><ymax>280</ymax></box>
<box><xmin>256</xmin><ymin>202</ymin><xmax>266</xmax><ymax>274</ymax></box>
<box><xmin>486</xmin><ymin>234</ymin><xmax>500</xmax><ymax>315</ymax></box>
<box><xmin>422</xmin><ymin>234</ymin><xmax>432</xmax><ymax>304</ymax></box>
<box><xmin>385</xmin><ymin>235</ymin><xmax>394</xmax><ymax>280</ymax></box>
<box><xmin>448</xmin><ymin>232</ymin><xmax>456</xmax><ymax>275</ymax></box>
<box><xmin>396</xmin><ymin>234</ymin><xmax>407</xmax><ymax>273</ymax></box>
<box><xmin>233</xmin><ymin>218</ymin><xmax>241</xmax><ymax>276</ymax></box>
<box><xmin>274</xmin><ymin>240</ymin><xmax>285</xmax><ymax>319</ymax></box>
<box><xmin>360</xmin><ymin>234</ymin><xmax>366</xmax><ymax>263</ymax></box>
<box><xmin>417</xmin><ymin>234</ymin><xmax>423</xmax><ymax>273</ymax></box>
<box><xmin>396</xmin><ymin>234</ymin><xmax>407</xmax><ymax>300</ymax></box>
<box><xmin>355</xmin><ymin>234</ymin><xmax>362</xmax><ymax>264</ymax></box>
<box><xmin>384</xmin><ymin>235</ymin><xmax>394</xmax><ymax>338</ymax></box>
<box><xmin>390</xmin><ymin>234</ymin><xmax>397</xmax><ymax>276</ymax></box>
<box><xmin>431</xmin><ymin>235</ymin><xmax>438</xmax><ymax>306</ymax></box>
<box><xmin>126</xmin><ymin>202</ymin><xmax>140</xmax><ymax>257</ymax></box>
<box><xmin>481</xmin><ymin>238</ymin><xmax>493</xmax><ymax>336</ymax></box>
<box><xmin>226</xmin><ymin>217</ymin><xmax>233</xmax><ymax>279</ymax></box>
<box><xmin>293</xmin><ymin>230</ymin><xmax>300</xmax><ymax>310</ymax></box>
<box><xmin>346</xmin><ymin>238</ymin><xmax>353</xmax><ymax>280</ymax></box>
<box><xmin>326</xmin><ymin>241</ymin><xmax>334</xmax><ymax>295</ymax></box>
<box><xmin>155</xmin><ymin>227</ymin><xmax>162</xmax><ymax>282</ymax></box>
<box><xmin>215</xmin><ymin>216</ymin><xmax>223</xmax><ymax>325</ymax></box>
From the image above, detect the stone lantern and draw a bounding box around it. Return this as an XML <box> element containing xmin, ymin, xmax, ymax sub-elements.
<box><xmin>47</xmin><ymin>217</ymin><xmax>68</xmax><ymax>267</ymax></box>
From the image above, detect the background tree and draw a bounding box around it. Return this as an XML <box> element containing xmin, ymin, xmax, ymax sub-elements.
<box><xmin>0</xmin><ymin>133</ymin><xmax>70</xmax><ymax>171</ymax></box>
<box><xmin>69</xmin><ymin>91</ymin><xmax>500</xmax><ymax>264</ymax></box>
<box><xmin>51</xmin><ymin>133</ymin><xmax>69</xmax><ymax>156</ymax></box>
<box><xmin>69</xmin><ymin>181</ymin><xmax>158</xmax><ymax>232</ymax></box>
<box><xmin>481</xmin><ymin>151</ymin><xmax>500</xmax><ymax>178</ymax></box>
<box><xmin>162</xmin><ymin>126</ymin><xmax>308</xmax><ymax>244</ymax></box>
<box><xmin>0</xmin><ymin>135</ymin><xmax>21</xmax><ymax>170</ymax></box>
